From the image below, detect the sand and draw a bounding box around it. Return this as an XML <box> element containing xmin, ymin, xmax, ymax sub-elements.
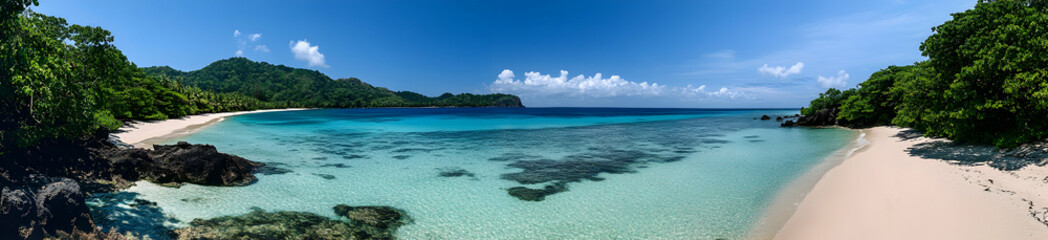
<box><xmin>112</xmin><ymin>109</ymin><xmax>306</xmax><ymax>148</ymax></box>
<box><xmin>773</xmin><ymin>126</ymin><xmax>1048</xmax><ymax>240</ymax></box>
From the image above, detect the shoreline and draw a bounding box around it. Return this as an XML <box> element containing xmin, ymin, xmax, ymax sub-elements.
<box><xmin>112</xmin><ymin>108</ymin><xmax>308</xmax><ymax>149</ymax></box>
<box><xmin>771</xmin><ymin>127</ymin><xmax>1048</xmax><ymax>239</ymax></box>
<box><xmin>747</xmin><ymin>128</ymin><xmax>870</xmax><ymax>239</ymax></box>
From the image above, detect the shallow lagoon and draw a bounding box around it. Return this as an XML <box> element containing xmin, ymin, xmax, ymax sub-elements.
<box><xmin>91</xmin><ymin>108</ymin><xmax>857</xmax><ymax>239</ymax></box>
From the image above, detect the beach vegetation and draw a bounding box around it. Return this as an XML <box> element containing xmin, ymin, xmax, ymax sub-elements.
<box><xmin>804</xmin><ymin>0</ymin><xmax>1048</xmax><ymax>148</ymax></box>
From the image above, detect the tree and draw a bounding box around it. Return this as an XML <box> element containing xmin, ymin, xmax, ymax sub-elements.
<box><xmin>915</xmin><ymin>0</ymin><xmax>1048</xmax><ymax>147</ymax></box>
<box><xmin>838</xmin><ymin>65</ymin><xmax>926</xmax><ymax>127</ymax></box>
<box><xmin>801</xmin><ymin>88</ymin><xmax>855</xmax><ymax>116</ymax></box>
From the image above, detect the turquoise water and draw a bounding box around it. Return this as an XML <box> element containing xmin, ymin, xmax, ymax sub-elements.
<box><xmin>91</xmin><ymin>108</ymin><xmax>857</xmax><ymax>239</ymax></box>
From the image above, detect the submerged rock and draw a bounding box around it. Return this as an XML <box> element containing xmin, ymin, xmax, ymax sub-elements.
<box><xmin>175</xmin><ymin>209</ymin><xmax>381</xmax><ymax>240</ymax></box>
<box><xmin>313</xmin><ymin>173</ymin><xmax>337</xmax><ymax>180</ymax></box>
<box><xmin>488</xmin><ymin>152</ymin><xmax>547</xmax><ymax>162</ymax></box>
<box><xmin>333</xmin><ymin>205</ymin><xmax>411</xmax><ymax>230</ymax></box>
<box><xmin>501</xmin><ymin>159</ymin><xmax>633</xmax><ymax>185</ymax></box>
<box><xmin>255</xmin><ymin>164</ymin><xmax>293</xmax><ymax>175</ymax></box>
<box><xmin>321</xmin><ymin>163</ymin><xmax>352</xmax><ymax>168</ymax></box>
<box><xmin>88</xmin><ymin>192</ymin><xmax>179</xmax><ymax>240</ymax></box>
<box><xmin>437</xmin><ymin>168</ymin><xmax>475</xmax><ymax>178</ymax></box>
<box><xmin>499</xmin><ymin>148</ymin><xmax>688</xmax><ymax>201</ymax></box>
<box><xmin>506</xmin><ymin>182</ymin><xmax>568</xmax><ymax>201</ymax></box>
<box><xmin>760</xmin><ymin>115</ymin><xmax>771</xmax><ymax>120</ymax></box>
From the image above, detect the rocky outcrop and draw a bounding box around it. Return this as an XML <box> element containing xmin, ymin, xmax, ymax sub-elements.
<box><xmin>333</xmin><ymin>205</ymin><xmax>411</xmax><ymax>230</ymax></box>
<box><xmin>104</xmin><ymin>141</ymin><xmax>263</xmax><ymax>186</ymax></box>
<box><xmin>1</xmin><ymin>176</ymin><xmax>96</xmax><ymax>239</ymax></box>
<box><xmin>781</xmin><ymin>108</ymin><xmax>839</xmax><ymax>127</ymax></box>
<box><xmin>760</xmin><ymin>115</ymin><xmax>771</xmax><ymax>120</ymax></box>
<box><xmin>176</xmin><ymin>205</ymin><xmax>411</xmax><ymax>240</ymax></box>
<box><xmin>1</xmin><ymin>130</ymin><xmax>265</xmax><ymax>239</ymax></box>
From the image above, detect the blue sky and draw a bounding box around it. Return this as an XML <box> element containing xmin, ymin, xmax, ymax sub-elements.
<box><xmin>34</xmin><ymin>0</ymin><xmax>974</xmax><ymax>108</ymax></box>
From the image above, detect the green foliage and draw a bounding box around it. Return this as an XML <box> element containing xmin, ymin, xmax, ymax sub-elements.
<box><xmin>142</xmin><ymin>58</ymin><xmax>523</xmax><ymax>108</ymax></box>
<box><xmin>1</xmin><ymin>8</ymin><xmax>276</xmax><ymax>150</ymax></box>
<box><xmin>2</xmin><ymin>9</ymin><xmax>106</xmax><ymax>148</ymax></box>
<box><xmin>803</xmin><ymin>0</ymin><xmax>1048</xmax><ymax>148</ymax></box>
<box><xmin>837</xmin><ymin>65</ymin><xmax>927</xmax><ymax>128</ymax></box>
<box><xmin>911</xmin><ymin>0</ymin><xmax>1048</xmax><ymax>147</ymax></box>
<box><xmin>800</xmin><ymin>88</ymin><xmax>855</xmax><ymax>116</ymax></box>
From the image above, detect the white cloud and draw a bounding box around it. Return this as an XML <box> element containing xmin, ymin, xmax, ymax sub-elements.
<box><xmin>249</xmin><ymin>33</ymin><xmax>262</xmax><ymax>41</ymax></box>
<box><xmin>489</xmin><ymin>69</ymin><xmax>743</xmax><ymax>99</ymax></box>
<box><xmin>254</xmin><ymin>44</ymin><xmax>270</xmax><ymax>53</ymax></box>
<box><xmin>235</xmin><ymin>50</ymin><xmax>243</xmax><ymax>56</ymax></box>
<box><xmin>817</xmin><ymin>70</ymin><xmax>850</xmax><ymax>88</ymax></box>
<box><xmin>234</xmin><ymin>30</ymin><xmax>241</xmax><ymax>37</ymax></box>
<box><xmin>290</xmin><ymin>40</ymin><xmax>328</xmax><ymax>68</ymax></box>
<box><xmin>758</xmin><ymin>62</ymin><xmax>804</xmax><ymax>78</ymax></box>
<box><xmin>497</xmin><ymin>69</ymin><xmax>515</xmax><ymax>83</ymax></box>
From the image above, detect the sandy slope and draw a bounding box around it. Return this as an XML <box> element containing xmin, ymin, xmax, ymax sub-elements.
<box><xmin>774</xmin><ymin>127</ymin><xmax>1048</xmax><ymax>240</ymax></box>
<box><xmin>112</xmin><ymin>109</ymin><xmax>306</xmax><ymax>148</ymax></box>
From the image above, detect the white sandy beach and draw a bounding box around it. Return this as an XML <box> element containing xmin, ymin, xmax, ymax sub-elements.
<box><xmin>112</xmin><ymin>109</ymin><xmax>306</xmax><ymax>148</ymax></box>
<box><xmin>774</xmin><ymin>127</ymin><xmax>1048</xmax><ymax>240</ymax></box>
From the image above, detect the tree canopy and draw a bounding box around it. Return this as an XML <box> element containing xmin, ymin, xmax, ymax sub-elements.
<box><xmin>802</xmin><ymin>0</ymin><xmax>1048</xmax><ymax>147</ymax></box>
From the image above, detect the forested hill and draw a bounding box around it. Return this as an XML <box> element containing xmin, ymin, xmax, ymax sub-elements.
<box><xmin>142</xmin><ymin>58</ymin><xmax>524</xmax><ymax>108</ymax></box>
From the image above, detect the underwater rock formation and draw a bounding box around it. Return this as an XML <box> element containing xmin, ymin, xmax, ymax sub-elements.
<box><xmin>437</xmin><ymin>168</ymin><xmax>475</xmax><ymax>178</ymax></box>
<box><xmin>506</xmin><ymin>182</ymin><xmax>569</xmax><ymax>202</ymax></box>
<box><xmin>175</xmin><ymin>205</ymin><xmax>410</xmax><ymax>240</ymax></box>
<box><xmin>332</xmin><ymin>205</ymin><xmax>411</xmax><ymax>230</ymax></box>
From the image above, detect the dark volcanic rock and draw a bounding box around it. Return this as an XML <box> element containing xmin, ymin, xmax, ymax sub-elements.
<box><xmin>105</xmin><ymin>141</ymin><xmax>263</xmax><ymax>186</ymax></box>
<box><xmin>148</xmin><ymin>142</ymin><xmax>262</xmax><ymax>186</ymax></box>
<box><xmin>1</xmin><ymin>177</ymin><xmax>95</xmax><ymax>239</ymax></box>
<box><xmin>34</xmin><ymin>178</ymin><xmax>96</xmax><ymax>234</ymax></box>
<box><xmin>507</xmin><ymin>182</ymin><xmax>568</xmax><ymax>201</ymax></box>
<box><xmin>333</xmin><ymin>205</ymin><xmax>411</xmax><ymax>230</ymax></box>
<box><xmin>760</xmin><ymin>115</ymin><xmax>771</xmax><ymax>120</ymax></box>
<box><xmin>1</xmin><ymin>186</ymin><xmax>37</xmax><ymax>239</ymax></box>
<box><xmin>775</xmin><ymin>116</ymin><xmax>783</xmax><ymax>121</ymax></box>
<box><xmin>781</xmin><ymin>108</ymin><xmax>839</xmax><ymax>127</ymax></box>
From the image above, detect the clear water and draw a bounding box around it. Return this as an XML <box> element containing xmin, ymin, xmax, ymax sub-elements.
<box><xmin>89</xmin><ymin>108</ymin><xmax>856</xmax><ymax>239</ymax></box>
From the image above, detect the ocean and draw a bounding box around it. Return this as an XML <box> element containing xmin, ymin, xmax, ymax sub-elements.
<box><xmin>88</xmin><ymin>108</ymin><xmax>858</xmax><ymax>239</ymax></box>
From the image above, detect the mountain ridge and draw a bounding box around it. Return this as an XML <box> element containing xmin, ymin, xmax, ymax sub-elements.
<box><xmin>142</xmin><ymin>57</ymin><xmax>523</xmax><ymax>108</ymax></box>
